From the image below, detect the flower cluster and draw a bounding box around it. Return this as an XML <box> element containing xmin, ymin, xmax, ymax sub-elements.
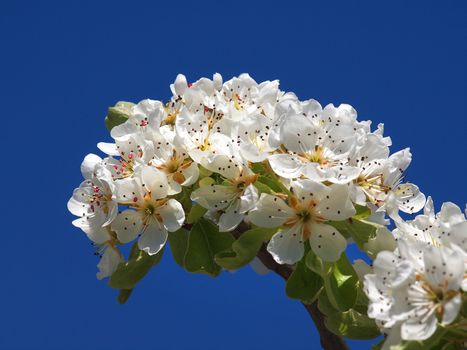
<box><xmin>68</xmin><ymin>73</ymin><xmax>465</xmax><ymax>348</ymax></box>
<box><xmin>364</xmin><ymin>198</ymin><xmax>467</xmax><ymax>347</ymax></box>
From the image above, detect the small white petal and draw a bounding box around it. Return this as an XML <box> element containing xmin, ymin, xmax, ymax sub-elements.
<box><xmin>81</xmin><ymin>154</ymin><xmax>102</xmax><ymax>179</ymax></box>
<box><xmin>138</xmin><ymin>219</ymin><xmax>168</xmax><ymax>256</ymax></box>
<box><xmin>173</xmin><ymin>74</ymin><xmax>188</xmax><ymax>96</ymax></box>
<box><xmin>442</xmin><ymin>294</ymin><xmax>461</xmax><ymax>325</ymax></box>
<box><xmin>191</xmin><ymin>185</ymin><xmax>236</xmax><ymax>211</ymax></box>
<box><xmin>219</xmin><ymin>203</ymin><xmax>244</xmax><ymax>232</ymax></box>
<box><xmin>141</xmin><ymin>166</ymin><xmax>171</xmax><ymax>199</ymax></box>
<box><xmin>97</xmin><ymin>142</ymin><xmax>119</xmax><ymax>156</ymax></box>
<box><xmin>180</xmin><ymin>162</ymin><xmax>199</xmax><ymax>186</ymax></box>
<box><xmin>248</xmin><ymin>194</ymin><xmax>294</xmax><ymax>228</ymax></box>
<box><xmin>401</xmin><ymin>315</ymin><xmax>437</xmax><ymax>341</ymax></box>
<box><xmin>267</xmin><ymin>224</ymin><xmax>304</xmax><ymax>265</ymax></box>
<box><xmin>268</xmin><ymin>153</ymin><xmax>303</xmax><ymax>178</ymax></box>
<box><xmin>157</xmin><ymin>199</ymin><xmax>185</xmax><ymax>232</ymax></box>
<box><xmin>316</xmin><ymin>184</ymin><xmax>356</xmax><ymax>221</ymax></box>
<box><xmin>309</xmin><ymin>223</ymin><xmax>347</xmax><ymax>262</ymax></box>
<box><xmin>111</xmin><ymin>210</ymin><xmax>143</xmax><ymax>243</ymax></box>
<box><xmin>96</xmin><ymin>246</ymin><xmax>122</xmax><ymax>280</ymax></box>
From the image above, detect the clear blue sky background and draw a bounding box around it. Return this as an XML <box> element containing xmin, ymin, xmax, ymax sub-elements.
<box><xmin>1</xmin><ymin>1</ymin><xmax>466</xmax><ymax>349</ymax></box>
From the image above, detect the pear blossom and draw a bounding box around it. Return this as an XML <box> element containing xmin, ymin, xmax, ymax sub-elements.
<box><xmin>364</xmin><ymin>241</ymin><xmax>465</xmax><ymax>341</ymax></box>
<box><xmin>191</xmin><ymin>160</ymin><xmax>259</xmax><ymax>232</ymax></box>
<box><xmin>393</xmin><ymin>197</ymin><xmax>467</xmax><ymax>291</ymax></box>
<box><xmin>67</xmin><ymin>154</ymin><xmax>117</xmax><ymax>241</ymax></box>
<box><xmin>111</xmin><ymin>166</ymin><xmax>185</xmax><ymax>255</ymax></box>
<box><xmin>248</xmin><ymin>179</ymin><xmax>356</xmax><ymax>263</ymax></box>
<box><xmin>267</xmin><ymin>102</ymin><xmax>361</xmax><ymax>184</ymax></box>
<box><xmin>68</xmin><ymin>154</ymin><xmax>122</xmax><ymax>278</ymax></box>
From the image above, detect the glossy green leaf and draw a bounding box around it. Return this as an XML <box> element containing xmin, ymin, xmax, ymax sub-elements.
<box><xmin>254</xmin><ymin>181</ymin><xmax>274</xmax><ymax>194</ymax></box>
<box><xmin>257</xmin><ymin>175</ymin><xmax>283</xmax><ymax>193</ymax></box>
<box><xmin>286</xmin><ymin>257</ymin><xmax>323</xmax><ymax>304</ymax></box>
<box><xmin>305</xmin><ymin>249</ymin><xmax>324</xmax><ymax>275</ymax></box>
<box><xmin>250</xmin><ymin>162</ymin><xmax>268</xmax><ymax>176</ymax></box>
<box><xmin>325</xmin><ymin>308</ymin><xmax>380</xmax><ymax>339</ymax></box>
<box><xmin>187</xmin><ymin>204</ymin><xmax>208</xmax><ymax>224</ymax></box>
<box><xmin>173</xmin><ymin>186</ymin><xmax>193</xmax><ymax>212</ymax></box>
<box><xmin>215</xmin><ymin>227</ymin><xmax>277</xmax><ymax>270</ymax></box>
<box><xmin>328</xmin><ymin>218</ymin><xmax>379</xmax><ymax>250</ymax></box>
<box><xmin>318</xmin><ymin>291</ymin><xmax>379</xmax><ymax>340</ymax></box>
<box><xmin>104</xmin><ymin>101</ymin><xmax>134</xmax><ymax>131</ymax></box>
<box><xmin>198</xmin><ymin>166</ymin><xmax>213</xmax><ymax>178</ymax></box>
<box><xmin>323</xmin><ymin>253</ymin><xmax>359</xmax><ymax>312</ymax></box>
<box><xmin>117</xmin><ymin>289</ymin><xmax>133</xmax><ymax>304</ymax></box>
<box><xmin>109</xmin><ymin>244</ymin><xmax>164</xmax><ymax>290</ymax></box>
<box><xmin>167</xmin><ymin>228</ymin><xmax>189</xmax><ymax>268</ymax></box>
<box><xmin>353</xmin><ymin>204</ymin><xmax>371</xmax><ymax>219</ymax></box>
<box><xmin>184</xmin><ymin>218</ymin><xmax>235</xmax><ymax>276</ymax></box>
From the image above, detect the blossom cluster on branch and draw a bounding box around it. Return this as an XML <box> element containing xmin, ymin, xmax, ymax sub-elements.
<box><xmin>68</xmin><ymin>73</ymin><xmax>466</xmax><ymax>349</ymax></box>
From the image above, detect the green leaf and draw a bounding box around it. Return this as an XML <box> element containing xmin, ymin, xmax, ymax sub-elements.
<box><xmin>250</xmin><ymin>162</ymin><xmax>268</xmax><ymax>176</ymax></box>
<box><xmin>325</xmin><ymin>308</ymin><xmax>380</xmax><ymax>340</ymax></box>
<box><xmin>318</xmin><ymin>291</ymin><xmax>380</xmax><ymax>340</ymax></box>
<box><xmin>305</xmin><ymin>249</ymin><xmax>324</xmax><ymax>275</ymax></box>
<box><xmin>184</xmin><ymin>218</ymin><xmax>235</xmax><ymax>276</ymax></box>
<box><xmin>254</xmin><ymin>181</ymin><xmax>274</xmax><ymax>194</ymax></box>
<box><xmin>187</xmin><ymin>204</ymin><xmax>208</xmax><ymax>224</ymax></box>
<box><xmin>109</xmin><ymin>244</ymin><xmax>164</xmax><ymax>290</ymax></box>
<box><xmin>322</xmin><ymin>253</ymin><xmax>359</xmax><ymax>312</ymax></box>
<box><xmin>104</xmin><ymin>101</ymin><xmax>134</xmax><ymax>131</ymax></box>
<box><xmin>328</xmin><ymin>218</ymin><xmax>379</xmax><ymax>250</ymax></box>
<box><xmin>353</xmin><ymin>204</ymin><xmax>372</xmax><ymax>219</ymax></box>
<box><xmin>198</xmin><ymin>166</ymin><xmax>212</xmax><ymax>178</ymax></box>
<box><xmin>215</xmin><ymin>227</ymin><xmax>277</xmax><ymax>270</ymax></box>
<box><xmin>286</xmin><ymin>257</ymin><xmax>323</xmax><ymax>303</ymax></box>
<box><xmin>257</xmin><ymin>175</ymin><xmax>283</xmax><ymax>193</ymax></box>
<box><xmin>167</xmin><ymin>228</ymin><xmax>189</xmax><ymax>268</ymax></box>
<box><xmin>117</xmin><ymin>289</ymin><xmax>133</xmax><ymax>304</ymax></box>
<box><xmin>173</xmin><ymin>186</ymin><xmax>193</xmax><ymax>212</ymax></box>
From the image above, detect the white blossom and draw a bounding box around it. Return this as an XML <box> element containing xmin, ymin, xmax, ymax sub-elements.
<box><xmin>249</xmin><ymin>179</ymin><xmax>355</xmax><ymax>264</ymax></box>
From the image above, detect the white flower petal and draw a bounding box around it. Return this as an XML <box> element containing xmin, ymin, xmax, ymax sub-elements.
<box><xmin>81</xmin><ymin>154</ymin><xmax>102</xmax><ymax>179</ymax></box>
<box><xmin>438</xmin><ymin>202</ymin><xmax>465</xmax><ymax>226</ymax></box>
<box><xmin>401</xmin><ymin>315</ymin><xmax>437</xmax><ymax>341</ymax></box>
<box><xmin>268</xmin><ymin>153</ymin><xmax>303</xmax><ymax>178</ymax></box>
<box><xmin>114</xmin><ymin>178</ymin><xmax>144</xmax><ymax>204</ymax></box>
<box><xmin>280</xmin><ymin>115</ymin><xmax>318</xmax><ymax>153</ymax></box>
<box><xmin>315</xmin><ymin>183</ymin><xmax>356</xmax><ymax>221</ymax></box>
<box><xmin>191</xmin><ymin>185</ymin><xmax>236</xmax><ymax>210</ymax></box>
<box><xmin>111</xmin><ymin>210</ymin><xmax>143</xmax><ymax>243</ymax></box>
<box><xmin>248</xmin><ymin>194</ymin><xmax>294</xmax><ymax>228</ymax></box>
<box><xmin>240</xmin><ymin>142</ymin><xmax>267</xmax><ymax>163</ymax></box>
<box><xmin>219</xmin><ymin>203</ymin><xmax>244</xmax><ymax>232</ymax></box>
<box><xmin>309</xmin><ymin>223</ymin><xmax>347</xmax><ymax>262</ymax></box>
<box><xmin>442</xmin><ymin>294</ymin><xmax>461</xmax><ymax>325</ymax></box>
<box><xmin>238</xmin><ymin>184</ymin><xmax>258</xmax><ymax>213</ymax></box>
<box><xmin>157</xmin><ymin>199</ymin><xmax>185</xmax><ymax>232</ymax></box>
<box><xmin>97</xmin><ymin>142</ymin><xmax>119</xmax><ymax>156</ymax></box>
<box><xmin>395</xmin><ymin>183</ymin><xmax>426</xmax><ymax>214</ymax></box>
<box><xmin>96</xmin><ymin>246</ymin><xmax>122</xmax><ymax>280</ymax></box>
<box><xmin>267</xmin><ymin>224</ymin><xmax>304</xmax><ymax>265</ymax></box>
<box><xmin>172</xmin><ymin>74</ymin><xmax>188</xmax><ymax>96</ymax></box>
<box><xmin>138</xmin><ymin>219</ymin><xmax>168</xmax><ymax>256</ymax></box>
<box><xmin>423</xmin><ymin>246</ymin><xmax>464</xmax><ymax>290</ymax></box>
<box><xmin>141</xmin><ymin>166</ymin><xmax>171</xmax><ymax>199</ymax></box>
<box><xmin>180</xmin><ymin>162</ymin><xmax>199</xmax><ymax>186</ymax></box>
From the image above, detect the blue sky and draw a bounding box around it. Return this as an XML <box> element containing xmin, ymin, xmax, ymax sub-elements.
<box><xmin>1</xmin><ymin>1</ymin><xmax>466</xmax><ymax>349</ymax></box>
